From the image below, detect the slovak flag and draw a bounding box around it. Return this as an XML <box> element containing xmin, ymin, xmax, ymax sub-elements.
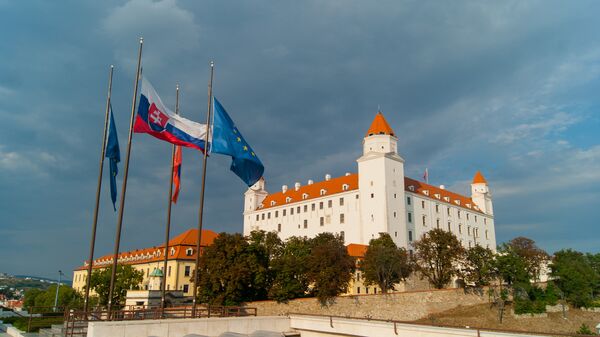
<box><xmin>134</xmin><ymin>77</ymin><xmax>209</xmax><ymax>152</ymax></box>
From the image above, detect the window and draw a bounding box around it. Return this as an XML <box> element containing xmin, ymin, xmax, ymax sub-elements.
<box><xmin>447</xmin><ymin>222</ymin><xmax>451</xmax><ymax>231</ymax></box>
<box><xmin>468</xmin><ymin>241</ymin><xmax>472</xmax><ymax>248</ymax></box>
<box><xmin>484</xmin><ymin>218</ymin><xmax>487</xmax><ymax>225</ymax></box>
<box><xmin>340</xmin><ymin>231</ymin><xmax>345</xmax><ymax>241</ymax></box>
<box><xmin>275</xmin><ymin>210</ymin><xmax>278</xmax><ymax>218</ymax></box>
<box><xmin>256</xmin><ymin>214</ymin><xmax>259</xmax><ymax>221</ymax></box>
<box><xmin>475</xmin><ymin>216</ymin><xmax>477</xmax><ymax>223</ymax></box>
<box><xmin>184</xmin><ymin>266</ymin><xmax>191</xmax><ymax>277</ymax></box>
<box><xmin>339</xmin><ymin>197</ymin><xmax>344</xmax><ymax>206</ymax></box>
<box><xmin>394</xmin><ymin>193</ymin><xmax>397</xmax><ymax>199</ymax></box>
<box><xmin>183</xmin><ymin>284</ymin><xmax>189</xmax><ymax>293</ymax></box>
<box><xmin>485</xmin><ymin>230</ymin><xmax>489</xmax><ymax>239</ymax></box>
<box><xmin>422</xmin><ymin>215</ymin><xmax>426</xmax><ymax>226</ymax></box>
<box><xmin>357</xmin><ymin>287</ymin><xmax>361</xmax><ymax>294</ymax></box>
<box><xmin>167</xmin><ymin>285</ymin><xmax>170</xmax><ymax>290</ymax></box>
<box><xmin>261</xmin><ymin>213</ymin><xmax>265</xmax><ymax>220</ymax></box>
<box><xmin>409</xmin><ymin>249</ymin><xmax>413</xmax><ymax>257</ymax></box>
<box><xmin>458</xmin><ymin>210</ymin><xmax>461</xmax><ymax>218</ymax></box>
<box><xmin>468</xmin><ymin>226</ymin><xmax>471</xmax><ymax>235</ymax></box>
<box><xmin>297</xmin><ymin>206</ymin><xmax>301</xmax><ymax>213</ymax></box>
<box><xmin>168</xmin><ymin>266</ymin><xmax>172</xmax><ymax>277</ymax></box>
<box><xmin>421</xmin><ymin>200</ymin><xmax>425</xmax><ymax>209</ymax></box>
<box><xmin>304</xmin><ymin>205</ymin><xmax>308</xmax><ymax>212</ymax></box>
<box><xmin>303</xmin><ymin>220</ymin><xmax>307</xmax><ymax>229</ymax></box>
<box><xmin>447</xmin><ymin>208</ymin><xmax>451</xmax><ymax>216</ymax></box>
<box><xmin>356</xmin><ymin>194</ymin><xmax>359</xmax><ymax>199</ymax></box>
<box><xmin>319</xmin><ymin>202</ymin><xmax>323</xmax><ymax>210</ymax></box>
<box><xmin>320</xmin><ymin>217</ymin><xmax>324</xmax><ymax>226</ymax></box>
<box><xmin>320</xmin><ymin>189</ymin><xmax>326</xmax><ymax>196</ymax></box>
<box><xmin>328</xmin><ymin>200</ymin><xmax>332</xmax><ymax>208</ymax></box>
<box><xmin>459</xmin><ymin>224</ymin><xmax>462</xmax><ymax>234</ymax></box>
<box><xmin>371</xmin><ymin>193</ymin><xmax>374</xmax><ymax>198</ymax></box>
<box><xmin>186</xmin><ymin>248</ymin><xmax>193</xmax><ymax>256</ymax></box>
<box><xmin>291</xmin><ymin>208</ymin><xmax>294</xmax><ymax>215</ymax></box>
<box><xmin>356</xmin><ymin>272</ymin><xmax>361</xmax><ymax>280</ymax></box>
<box><xmin>435</xmin><ymin>204</ymin><xmax>439</xmax><ymax>213</ymax></box>
<box><xmin>283</xmin><ymin>209</ymin><xmax>286</xmax><ymax>216</ymax></box>
<box><xmin>267</xmin><ymin>212</ymin><xmax>271</xmax><ymax>219</ymax></box>
<box><xmin>407</xmin><ymin>197</ymin><xmax>411</xmax><ymax>205</ymax></box>
<box><xmin>302</xmin><ymin>193</ymin><xmax>308</xmax><ymax>200</ymax></box>
<box><xmin>342</xmin><ymin>184</ymin><xmax>349</xmax><ymax>191</ymax></box>
<box><xmin>277</xmin><ymin>223</ymin><xmax>282</xmax><ymax>232</ymax></box>
<box><xmin>436</xmin><ymin>219</ymin><xmax>440</xmax><ymax>228</ymax></box>
<box><xmin>408</xmin><ymin>213</ymin><xmax>412</xmax><ymax>223</ymax></box>
<box><xmin>366</xmin><ymin>287</ymin><xmax>369</xmax><ymax>294</ymax></box>
<box><xmin>409</xmin><ymin>231</ymin><xmax>413</xmax><ymax>241</ymax></box>
<box><xmin>312</xmin><ymin>203</ymin><xmax>315</xmax><ymax>211</ymax></box>
<box><xmin>466</xmin><ymin>214</ymin><xmax>469</xmax><ymax>220</ymax></box>
<box><xmin>395</xmin><ymin>231</ymin><xmax>398</xmax><ymax>237</ymax></box>
<box><xmin>340</xmin><ymin>213</ymin><xmax>345</xmax><ymax>224</ymax></box>
<box><xmin>393</xmin><ymin>211</ymin><xmax>396</xmax><ymax>218</ymax></box>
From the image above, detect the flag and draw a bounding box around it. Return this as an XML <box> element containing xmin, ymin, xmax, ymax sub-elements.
<box><xmin>211</xmin><ymin>97</ymin><xmax>264</xmax><ymax>186</ymax></box>
<box><xmin>105</xmin><ymin>105</ymin><xmax>120</xmax><ymax>211</ymax></box>
<box><xmin>423</xmin><ymin>168</ymin><xmax>429</xmax><ymax>184</ymax></box>
<box><xmin>172</xmin><ymin>146</ymin><xmax>182</xmax><ymax>203</ymax></box>
<box><xmin>134</xmin><ymin>77</ymin><xmax>209</xmax><ymax>152</ymax></box>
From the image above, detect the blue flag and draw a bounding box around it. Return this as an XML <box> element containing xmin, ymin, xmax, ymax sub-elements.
<box><xmin>211</xmin><ymin>97</ymin><xmax>264</xmax><ymax>186</ymax></box>
<box><xmin>105</xmin><ymin>105</ymin><xmax>120</xmax><ymax>211</ymax></box>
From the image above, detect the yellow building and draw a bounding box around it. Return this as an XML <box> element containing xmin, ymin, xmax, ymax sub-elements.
<box><xmin>72</xmin><ymin>229</ymin><xmax>218</xmax><ymax>297</ymax></box>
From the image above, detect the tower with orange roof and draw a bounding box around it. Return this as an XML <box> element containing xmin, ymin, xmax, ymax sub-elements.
<box><xmin>471</xmin><ymin>170</ymin><xmax>493</xmax><ymax>216</ymax></box>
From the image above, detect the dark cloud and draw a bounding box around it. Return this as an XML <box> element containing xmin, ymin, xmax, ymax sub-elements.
<box><xmin>1</xmin><ymin>0</ymin><xmax>599</xmax><ymax>278</ymax></box>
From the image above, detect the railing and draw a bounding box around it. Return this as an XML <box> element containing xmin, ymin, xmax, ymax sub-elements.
<box><xmin>64</xmin><ymin>305</ymin><xmax>257</xmax><ymax>337</ymax></box>
<box><xmin>26</xmin><ymin>306</ymin><xmax>67</xmax><ymax>333</ymax></box>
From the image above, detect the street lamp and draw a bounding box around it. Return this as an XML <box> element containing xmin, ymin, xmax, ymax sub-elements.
<box><xmin>53</xmin><ymin>270</ymin><xmax>64</xmax><ymax>311</ymax></box>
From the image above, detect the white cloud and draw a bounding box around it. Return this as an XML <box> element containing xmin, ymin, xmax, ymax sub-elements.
<box><xmin>494</xmin><ymin>110</ymin><xmax>580</xmax><ymax>144</ymax></box>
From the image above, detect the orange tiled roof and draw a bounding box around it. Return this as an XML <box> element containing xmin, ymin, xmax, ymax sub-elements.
<box><xmin>259</xmin><ymin>173</ymin><xmax>483</xmax><ymax>214</ymax></box>
<box><xmin>260</xmin><ymin>174</ymin><xmax>359</xmax><ymax>209</ymax></box>
<box><xmin>472</xmin><ymin>171</ymin><xmax>488</xmax><ymax>184</ymax></box>
<box><xmin>366</xmin><ymin>112</ymin><xmax>395</xmax><ymax>137</ymax></box>
<box><xmin>347</xmin><ymin>243</ymin><xmax>368</xmax><ymax>258</ymax></box>
<box><xmin>74</xmin><ymin>229</ymin><xmax>218</xmax><ymax>271</ymax></box>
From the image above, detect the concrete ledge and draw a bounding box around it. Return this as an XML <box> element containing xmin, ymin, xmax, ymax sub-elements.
<box><xmin>87</xmin><ymin>316</ymin><xmax>290</xmax><ymax>337</ymax></box>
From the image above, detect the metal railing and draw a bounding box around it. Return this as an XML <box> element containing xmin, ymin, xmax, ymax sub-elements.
<box><xmin>64</xmin><ymin>305</ymin><xmax>257</xmax><ymax>337</ymax></box>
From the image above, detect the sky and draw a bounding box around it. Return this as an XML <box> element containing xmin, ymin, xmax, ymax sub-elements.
<box><xmin>1</xmin><ymin>0</ymin><xmax>599</xmax><ymax>280</ymax></box>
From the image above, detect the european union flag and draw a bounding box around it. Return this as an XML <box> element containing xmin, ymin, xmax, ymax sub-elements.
<box><xmin>211</xmin><ymin>97</ymin><xmax>264</xmax><ymax>186</ymax></box>
<box><xmin>105</xmin><ymin>105</ymin><xmax>120</xmax><ymax>211</ymax></box>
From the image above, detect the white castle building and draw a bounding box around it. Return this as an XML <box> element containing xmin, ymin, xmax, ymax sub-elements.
<box><xmin>243</xmin><ymin>112</ymin><xmax>496</xmax><ymax>252</ymax></box>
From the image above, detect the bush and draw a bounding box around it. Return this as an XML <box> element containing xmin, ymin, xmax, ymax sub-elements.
<box><xmin>514</xmin><ymin>297</ymin><xmax>545</xmax><ymax>314</ymax></box>
<box><xmin>576</xmin><ymin>323</ymin><xmax>596</xmax><ymax>335</ymax></box>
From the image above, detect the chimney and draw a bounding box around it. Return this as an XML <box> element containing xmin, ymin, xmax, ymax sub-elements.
<box><xmin>282</xmin><ymin>185</ymin><xmax>288</xmax><ymax>193</ymax></box>
<box><xmin>345</xmin><ymin>172</ymin><xmax>351</xmax><ymax>176</ymax></box>
<box><xmin>294</xmin><ymin>182</ymin><xmax>301</xmax><ymax>191</ymax></box>
<box><xmin>325</xmin><ymin>174</ymin><xmax>331</xmax><ymax>181</ymax></box>
<box><xmin>439</xmin><ymin>185</ymin><xmax>445</xmax><ymax>190</ymax></box>
<box><xmin>307</xmin><ymin>179</ymin><xmax>314</xmax><ymax>185</ymax></box>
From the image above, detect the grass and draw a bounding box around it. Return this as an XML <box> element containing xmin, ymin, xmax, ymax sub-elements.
<box><xmin>1</xmin><ymin>315</ymin><xmax>64</xmax><ymax>332</ymax></box>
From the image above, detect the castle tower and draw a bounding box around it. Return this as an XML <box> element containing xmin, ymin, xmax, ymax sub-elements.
<box><xmin>471</xmin><ymin>171</ymin><xmax>493</xmax><ymax>215</ymax></box>
<box><xmin>244</xmin><ymin>177</ymin><xmax>268</xmax><ymax>212</ymax></box>
<box><xmin>357</xmin><ymin>112</ymin><xmax>407</xmax><ymax>246</ymax></box>
<box><xmin>148</xmin><ymin>268</ymin><xmax>163</xmax><ymax>291</ymax></box>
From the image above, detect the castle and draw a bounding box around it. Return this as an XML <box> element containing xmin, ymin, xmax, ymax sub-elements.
<box><xmin>243</xmin><ymin>112</ymin><xmax>496</xmax><ymax>252</ymax></box>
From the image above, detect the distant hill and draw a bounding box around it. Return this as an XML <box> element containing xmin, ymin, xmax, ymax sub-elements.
<box><xmin>13</xmin><ymin>275</ymin><xmax>72</xmax><ymax>286</ymax></box>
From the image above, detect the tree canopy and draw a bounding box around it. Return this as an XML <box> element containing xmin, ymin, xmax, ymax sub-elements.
<box><xmin>412</xmin><ymin>228</ymin><xmax>464</xmax><ymax>289</ymax></box>
<box><xmin>88</xmin><ymin>264</ymin><xmax>143</xmax><ymax>307</ymax></box>
<box><xmin>550</xmin><ymin>249</ymin><xmax>599</xmax><ymax>308</ymax></box>
<box><xmin>461</xmin><ymin>245</ymin><xmax>496</xmax><ymax>287</ymax></box>
<box><xmin>360</xmin><ymin>233</ymin><xmax>412</xmax><ymax>293</ymax></box>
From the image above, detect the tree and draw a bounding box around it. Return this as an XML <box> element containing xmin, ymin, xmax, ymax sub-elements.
<box><xmin>550</xmin><ymin>249</ymin><xmax>598</xmax><ymax>308</ymax></box>
<box><xmin>246</xmin><ymin>230</ymin><xmax>283</xmax><ymax>301</ymax></box>
<box><xmin>89</xmin><ymin>264</ymin><xmax>143</xmax><ymax>307</ymax></box>
<box><xmin>360</xmin><ymin>233</ymin><xmax>412</xmax><ymax>293</ymax></box>
<box><xmin>461</xmin><ymin>245</ymin><xmax>496</xmax><ymax>287</ymax></box>
<box><xmin>412</xmin><ymin>228</ymin><xmax>464</xmax><ymax>289</ymax></box>
<box><xmin>269</xmin><ymin>236</ymin><xmax>312</xmax><ymax>302</ymax></box>
<box><xmin>494</xmin><ymin>244</ymin><xmax>530</xmax><ymax>287</ymax></box>
<box><xmin>306</xmin><ymin>233</ymin><xmax>355</xmax><ymax>305</ymax></box>
<box><xmin>197</xmin><ymin>232</ymin><xmax>273</xmax><ymax>305</ymax></box>
<box><xmin>24</xmin><ymin>285</ymin><xmax>83</xmax><ymax>310</ymax></box>
<box><xmin>506</xmin><ymin>237</ymin><xmax>548</xmax><ymax>282</ymax></box>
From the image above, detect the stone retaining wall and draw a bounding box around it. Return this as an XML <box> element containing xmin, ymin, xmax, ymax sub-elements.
<box><xmin>245</xmin><ymin>288</ymin><xmax>487</xmax><ymax>321</ymax></box>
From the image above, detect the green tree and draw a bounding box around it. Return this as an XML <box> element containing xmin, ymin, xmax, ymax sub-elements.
<box><xmin>360</xmin><ymin>233</ymin><xmax>412</xmax><ymax>293</ymax></box>
<box><xmin>412</xmin><ymin>228</ymin><xmax>464</xmax><ymax>289</ymax></box>
<box><xmin>506</xmin><ymin>237</ymin><xmax>548</xmax><ymax>282</ymax></box>
<box><xmin>306</xmin><ymin>233</ymin><xmax>355</xmax><ymax>305</ymax></box>
<box><xmin>269</xmin><ymin>236</ymin><xmax>312</xmax><ymax>303</ymax></box>
<box><xmin>23</xmin><ymin>288</ymin><xmax>43</xmax><ymax>309</ymax></box>
<box><xmin>197</xmin><ymin>232</ymin><xmax>273</xmax><ymax>305</ymax></box>
<box><xmin>550</xmin><ymin>249</ymin><xmax>598</xmax><ymax>308</ymax></box>
<box><xmin>461</xmin><ymin>245</ymin><xmax>496</xmax><ymax>287</ymax></box>
<box><xmin>89</xmin><ymin>264</ymin><xmax>143</xmax><ymax>307</ymax></box>
<box><xmin>494</xmin><ymin>244</ymin><xmax>530</xmax><ymax>287</ymax></box>
<box><xmin>23</xmin><ymin>285</ymin><xmax>82</xmax><ymax>310</ymax></box>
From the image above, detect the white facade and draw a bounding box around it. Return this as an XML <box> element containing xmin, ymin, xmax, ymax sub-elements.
<box><xmin>243</xmin><ymin>112</ymin><xmax>496</xmax><ymax>251</ymax></box>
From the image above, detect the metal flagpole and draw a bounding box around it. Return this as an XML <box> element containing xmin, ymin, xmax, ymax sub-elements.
<box><xmin>83</xmin><ymin>65</ymin><xmax>114</xmax><ymax>313</ymax></box>
<box><xmin>107</xmin><ymin>38</ymin><xmax>143</xmax><ymax>314</ymax></box>
<box><xmin>192</xmin><ymin>61</ymin><xmax>214</xmax><ymax>316</ymax></box>
<box><xmin>161</xmin><ymin>84</ymin><xmax>179</xmax><ymax>310</ymax></box>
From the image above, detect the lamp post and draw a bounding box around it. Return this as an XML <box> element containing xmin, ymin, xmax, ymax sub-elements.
<box><xmin>53</xmin><ymin>270</ymin><xmax>63</xmax><ymax>311</ymax></box>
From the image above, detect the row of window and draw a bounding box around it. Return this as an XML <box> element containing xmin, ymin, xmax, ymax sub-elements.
<box><xmin>258</xmin><ymin>197</ymin><xmax>349</xmax><ymax>221</ymax></box>
<box><xmin>408</xmin><ymin>196</ymin><xmax>487</xmax><ymax>223</ymax></box>
<box><xmin>276</xmin><ymin>214</ymin><xmax>346</xmax><ymax>231</ymax></box>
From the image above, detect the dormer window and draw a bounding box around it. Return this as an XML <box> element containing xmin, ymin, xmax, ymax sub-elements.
<box><xmin>270</xmin><ymin>201</ymin><xmax>276</xmax><ymax>206</ymax></box>
<box><xmin>434</xmin><ymin>193</ymin><xmax>440</xmax><ymax>199</ymax></box>
<box><xmin>444</xmin><ymin>196</ymin><xmax>450</xmax><ymax>202</ymax></box>
<box><xmin>186</xmin><ymin>248</ymin><xmax>193</xmax><ymax>256</ymax></box>
<box><xmin>466</xmin><ymin>203</ymin><xmax>472</xmax><ymax>208</ymax></box>
<box><xmin>454</xmin><ymin>200</ymin><xmax>461</xmax><ymax>205</ymax></box>
<box><xmin>302</xmin><ymin>193</ymin><xmax>309</xmax><ymax>200</ymax></box>
<box><xmin>422</xmin><ymin>190</ymin><xmax>429</xmax><ymax>196</ymax></box>
<box><xmin>342</xmin><ymin>184</ymin><xmax>349</xmax><ymax>191</ymax></box>
<box><xmin>408</xmin><ymin>185</ymin><xmax>415</xmax><ymax>191</ymax></box>
<box><xmin>170</xmin><ymin>248</ymin><xmax>176</xmax><ymax>256</ymax></box>
<box><xmin>286</xmin><ymin>197</ymin><xmax>292</xmax><ymax>203</ymax></box>
<box><xmin>320</xmin><ymin>189</ymin><xmax>326</xmax><ymax>196</ymax></box>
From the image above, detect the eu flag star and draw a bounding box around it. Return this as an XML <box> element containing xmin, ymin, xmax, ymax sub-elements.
<box><xmin>237</xmin><ymin>137</ymin><xmax>241</xmax><ymax>142</ymax></box>
<box><xmin>243</xmin><ymin>145</ymin><xmax>248</xmax><ymax>151</ymax></box>
<box><xmin>251</xmin><ymin>152</ymin><xmax>256</xmax><ymax>157</ymax></box>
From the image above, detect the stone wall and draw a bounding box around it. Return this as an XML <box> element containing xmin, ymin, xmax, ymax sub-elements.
<box><xmin>245</xmin><ymin>288</ymin><xmax>487</xmax><ymax>321</ymax></box>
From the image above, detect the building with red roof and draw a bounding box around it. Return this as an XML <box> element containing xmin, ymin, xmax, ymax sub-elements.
<box><xmin>244</xmin><ymin>111</ymin><xmax>496</xmax><ymax>253</ymax></box>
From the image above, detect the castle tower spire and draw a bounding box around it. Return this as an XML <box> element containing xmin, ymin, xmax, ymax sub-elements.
<box><xmin>471</xmin><ymin>170</ymin><xmax>493</xmax><ymax>215</ymax></box>
<box><xmin>366</xmin><ymin>111</ymin><xmax>395</xmax><ymax>137</ymax></box>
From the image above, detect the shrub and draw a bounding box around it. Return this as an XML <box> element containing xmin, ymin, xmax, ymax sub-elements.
<box><xmin>576</xmin><ymin>323</ymin><xmax>596</xmax><ymax>335</ymax></box>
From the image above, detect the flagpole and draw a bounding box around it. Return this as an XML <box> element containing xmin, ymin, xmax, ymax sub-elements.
<box><xmin>83</xmin><ymin>65</ymin><xmax>114</xmax><ymax>313</ymax></box>
<box><xmin>107</xmin><ymin>38</ymin><xmax>143</xmax><ymax>314</ymax></box>
<box><xmin>161</xmin><ymin>84</ymin><xmax>179</xmax><ymax>310</ymax></box>
<box><xmin>192</xmin><ymin>61</ymin><xmax>214</xmax><ymax>316</ymax></box>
